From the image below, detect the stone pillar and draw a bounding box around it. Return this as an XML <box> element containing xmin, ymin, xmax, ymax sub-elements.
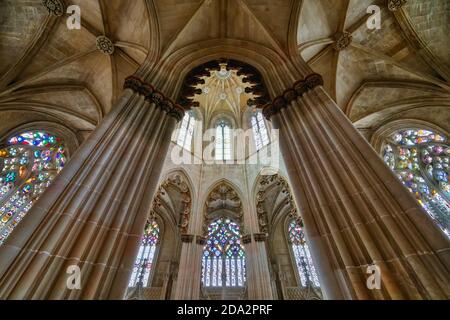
<box><xmin>0</xmin><ymin>76</ymin><xmax>184</xmax><ymax>299</ymax></box>
<box><xmin>263</xmin><ymin>74</ymin><xmax>450</xmax><ymax>300</ymax></box>
<box><xmin>173</xmin><ymin>234</ymin><xmax>201</xmax><ymax>299</ymax></box>
<box><xmin>246</xmin><ymin>233</ymin><xmax>274</xmax><ymax>300</ymax></box>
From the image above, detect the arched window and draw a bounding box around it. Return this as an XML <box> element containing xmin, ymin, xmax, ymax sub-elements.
<box><xmin>202</xmin><ymin>217</ymin><xmax>246</xmax><ymax>287</ymax></box>
<box><xmin>382</xmin><ymin>128</ymin><xmax>449</xmax><ymax>238</ymax></box>
<box><xmin>288</xmin><ymin>219</ymin><xmax>320</xmax><ymax>288</ymax></box>
<box><xmin>0</xmin><ymin>130</ymin><xmax>66</xmax><ymax>244</ymax></box>
<box><xmin>215</xmin><ymin>120</ymin><xmax>232</xmax><ymax>161</ymax></box>
<box><xmin>129</xmin><ymin>219</ymin><xmax>160</xmax><ymax>287</ymax></box>
<box><xmin>251</xmin><ymin>112</ymin><xmax>270</xmax><ymax>151</ymax></box>
<box><xmin>176</xmin><ymin>112</ymin><xmax>195</xmax><ymax>151</ymax></box>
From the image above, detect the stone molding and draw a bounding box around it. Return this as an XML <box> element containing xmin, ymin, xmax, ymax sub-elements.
<box><xmin>124</xmin><ymin>76</ymin><xmax>185</xmax><ymax>121</ymax></box>
<box><xmin>262</xmin><ymin>74</ymin><xmax>324</xmax><ymax>119</ymax></box>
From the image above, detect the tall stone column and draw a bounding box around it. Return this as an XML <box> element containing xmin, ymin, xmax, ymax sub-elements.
<box><xmin>0</xmin><ymin>76</ymin><xmax>184</xmax><ymax>299</ymax></box>
<box><xmin>263</xmin><ymin>74</ymin><xmax>450</xmax><ymax>300</ymax></box>
<box><xmin>173</xmin><ymin>234</ymin><xmax>202</xmax><ymax>300</ymax></box>
<box><xmin>245</xmin><ymin>233</ymin><xmax>274</xmax><ymax>300</ymax></box>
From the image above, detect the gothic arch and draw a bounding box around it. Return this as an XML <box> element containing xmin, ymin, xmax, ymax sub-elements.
<box><xmin>139</xmin><ymin>39</ymin><xmax>310</xmax><ymax>101</ymax></box>
<box><xmin>153</xmin><ymin>170</ymin><xmax>194</xmax><ymax>235</ymax></box>
<box><xmin>202</xmin><ymin>180</ymin><xmax>244</xmax><ymax>235</ymax></box>
<box><xmin>254</xmin><ymin>173</ymin><xmax>322</xmax><ymax>300</ymax></box>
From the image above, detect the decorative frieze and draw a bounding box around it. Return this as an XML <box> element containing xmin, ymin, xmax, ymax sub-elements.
<box><xmin>42</xmin><ymin>0</ymin><xmax>65</xmax><ymax>16</ymax></box>
<box><xmin>96</xmin><ymin>36</ymin><xmax>115</xmax><ymax>55</ymax></box>
<box><xmin>262</xmin><ymin>74</ymin><xmax>323</xmax><ymax>119</ymax></box>
<box><xmin>124</xmin><ymin>76</ymin><xmax>185</xmax><ymax>121</ymax></box>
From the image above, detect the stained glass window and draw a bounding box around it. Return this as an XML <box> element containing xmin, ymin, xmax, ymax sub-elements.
<box><xmin>177</xmin><ymin>112</ymin><xmax>195</xmax><ymax>151</ymax></box>
<box><xmin>251</xmin><ymin>112</ymin><xmax>270</xmax><ymax>151</ymax></box>
<box><xmin>129</xmin><ymin>219</ymin><xmax>160</xmax><ymax>287</ymax></box>
<box><xmin>0</xmin><ymin>131</ymin><xmax>66</xmax><ymax>244</ymax></box>
<box><xmin>381</xmin><ymin>129</ymin><xmax>449</xmax><ymax>238</ymax></box>
<box><xmin>288</xmin><ymin>220</ymin><xmax>320</xmax><ymax>288</ymax></box>
<box><xmin>215</xmin><ymin>120</ymin><xmax>232</xmax><ymax>161</ymax></box>
<box><xmin>202</xmin><ymin>218</ymin><xmax>246</xmax><ymax>287</ymax></box>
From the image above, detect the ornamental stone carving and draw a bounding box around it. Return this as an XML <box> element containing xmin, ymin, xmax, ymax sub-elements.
<box><xmin>203</xmin><ymin>183</ymin><xmax>243</xmax><ymax>235</ymax></box>
<box><xmin>42</xmin><ymin>0</ymin><xmax>65</xmax><ymax>16</ymax></box>
<box><xmin>333</xmin><ymin>31</ymin><xmax>352</xmax><ymax>51</ymax></box>
<box><xmin>124</xmin><ymin>76</ymin><xmax>185</xmax><ymax>121</ymax></box>
<box><xmin>262</xmin><ymin>74</ymin><xmax>323</xmax><ymax>119</ymax></box>
<box><xmin>151</xmin><ymin>173</ymin><xmax>192</xmax><ymax>234</ymax></box>
<box><xmin>388</xmin><ymin>0</ymin><xmax>407</xmax><ymax>12</ymax></box>
<box><xmin>96</xmin><ymin>36</ymin><xmax>115</xmax><ymax>55</ymax></box>
<box><xmin>256</xmin><ymin>175</ymin><xmax>299</xmax><ymax>233</ymax></box>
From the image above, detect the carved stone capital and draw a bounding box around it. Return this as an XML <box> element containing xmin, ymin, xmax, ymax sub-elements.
<box><xmin>196</xmin><ymin>235</ymin><xmax>207</xmax><ymax>246</ymax></box>
<box><xmin>181</xmin><ymin>234</ymin><xmax>195</xmax><ymax>243</ymax></box>
<box><xmin>96</xmin><ymin>36</ymin><xmax>115</xmax><ymax>55</ymax></box>
<box><xmin>253</xmin><ymin>233</ymin><xmax>268</xmax><ymax>242</ymax></box>
<box><xmin>262</xmin><ymin>73</ymin><xmax>323</xmax><ymax>120</ymax></box>
<box><xmin>242</xmin><ymin>234</ymin><xmax>252</xmax><ymax>244</ymax></box>
<box><xmin>42</xmin><ymin>0</ymin><xmax>65</xmax><ymax>16</ymax></box>
<box><xmin>124</xmin><ymin>76</ymin><xmax>185</xmax><ymax>121</ymax></box>
<box><xmin>388</xmin><ymin>0</ymin><xmax>407</xmax><ymax>11</ymax></box>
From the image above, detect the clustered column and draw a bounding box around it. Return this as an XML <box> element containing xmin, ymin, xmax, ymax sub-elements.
<box><xmin>263</xmin><ymin>74</ymin><xmax>450</xmax><ymax>299</ymax></box>
<box><xmin>0</xmin><ymin>76</ymin><xmax>184</xmax><ymax>299</ymax></box>
<box><xmin>244</xmin><ymin>233</ymin><xmax>274</xmax><ymax>300</ymax></box>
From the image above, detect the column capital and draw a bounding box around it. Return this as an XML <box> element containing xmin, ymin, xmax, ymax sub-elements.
<box><xmin>253</xmin><ymin>233</ymin><xmax>268</xmax><ymax>242</ymax></box>
<box><xmin>180</xmin><ymin>234</ymin><xmax>195</xmax><ymax>243</ymax></box>
<box><xmin>196</xmin><ymin>235</ymin><xmax>207</xmax><ymax>245</ymax></box>
<box><xmin>262</xmin><ymin>73</ymin><xmax>323</xmax><ymax>119</ymax></box>
<box><xmin>242</xmin><ymin>234</ymin><xmax>252</xmax><ymax>244</ymax></box>
<box><xmin>124</xmin><ymin>76</ymin><xmax>185</xmax><ymax>121</ymax></box>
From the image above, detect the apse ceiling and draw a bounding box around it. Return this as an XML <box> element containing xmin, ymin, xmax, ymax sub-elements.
<box><xmin>0</xmin><ymin>0</ymin><xmax>448</xmax><ymax>143</ymax></box>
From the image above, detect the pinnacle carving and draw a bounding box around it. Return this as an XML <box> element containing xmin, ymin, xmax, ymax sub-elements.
<box><xmin>388</xmin><ymin>0</ymin><xmax>407</xmax><ymax>12</ymax></box>
<box><xmin>42</xmin><ymin>0</ymin><xmax>65</xmax><ymax>16</ymax></box>
<box><xmin>96</xmin><ymin>36</ymin><xmax>115</xmax><ymax>55</ymax></box>
<box><xmin>333</xmin><ymin>31</ymin><xmax>352</xmax><ymax>51</ymax></box>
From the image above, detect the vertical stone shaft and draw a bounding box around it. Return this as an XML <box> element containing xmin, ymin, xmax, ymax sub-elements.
<box><xmin>269</xmin><ymin>83</ymin><xmax>450</xmax><ymax>299</ymax></box>
<box><xmin>0</xmin><ymin>77</ymin><xmax>182</xmax><ymax>299</ymax></box>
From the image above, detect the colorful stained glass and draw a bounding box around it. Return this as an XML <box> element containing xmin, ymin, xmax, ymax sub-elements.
<box><xmin>129</xmin><ymin>219</ymin><xmax>160</xmax><ymax>287</ymax></box>
<box><xmin>0</xmin><ymin>131</ymin><xmax>66</xmax><ymax>244</ymax></box>
<box><xmin>202</xmin><ymin>218</ymin><xmax>246</xmax><ymax>287</ymax></box>
<box><xmin>382</xmin><ymin>129</ymin><xmax>450</xmax><ymax>238</ymax></box>
<box><xmin>289</xmin><ymin>220</ymin><xmax>320</xmax><ymax>288</ymax></box>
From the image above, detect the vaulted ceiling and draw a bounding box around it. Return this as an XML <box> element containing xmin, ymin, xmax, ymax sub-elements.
<box><xmin>0</xmin><ymin>0</ymin><xmax>448</xmax><ymax>145</ymax></box>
